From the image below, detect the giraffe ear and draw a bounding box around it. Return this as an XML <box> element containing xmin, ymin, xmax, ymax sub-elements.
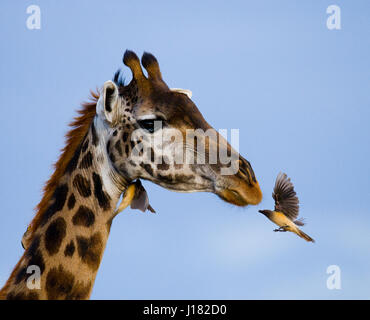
<box><xmin>97</xmin><ymin>80</ymin><xmax>120</xmax><ymax>124</ymax></box>
<box><xmin>170</xmin><ymin>88</ymin><xmax>192</xmax><ymax>99</ymax></box>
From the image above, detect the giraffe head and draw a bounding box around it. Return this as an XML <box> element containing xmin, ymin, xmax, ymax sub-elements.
<box><xmin>97</xmin><ymin>50</ymin><xmax>262</xmax><ymax>206</ymax></box>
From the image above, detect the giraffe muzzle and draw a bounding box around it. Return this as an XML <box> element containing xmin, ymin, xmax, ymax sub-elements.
<box><xmin>215</xmin><ymin>157</ymin><xmax>262</xmax><ymax>207</ymax></box>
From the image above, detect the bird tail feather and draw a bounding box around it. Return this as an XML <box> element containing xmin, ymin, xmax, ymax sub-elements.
<box><xmin>297</xmin><ymin>229</ymin><xmax>315</xmax><ymax>243</ymax></box>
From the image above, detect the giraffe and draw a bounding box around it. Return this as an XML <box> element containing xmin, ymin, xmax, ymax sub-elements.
<box><xmin>0</xmin><ymin>50</ymin><xmax>262</xmax><ymax>300</ymax></box>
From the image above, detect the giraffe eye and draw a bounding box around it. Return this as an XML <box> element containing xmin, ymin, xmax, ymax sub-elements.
<box><xmin>137</xmin><ymin>119</ymin><xmax>164</xmax><ymax>133</ymax></box>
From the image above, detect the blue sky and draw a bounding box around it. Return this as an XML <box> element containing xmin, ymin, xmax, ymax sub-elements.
<box><xmin>0</xmin><ymin>0</ymin><xmax>369</xmax><ymax>299</ymax></box>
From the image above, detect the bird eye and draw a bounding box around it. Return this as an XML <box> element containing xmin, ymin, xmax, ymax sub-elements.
<box><xmin>137</xmin><ymin>119</ymin><xmax>162</xmax><ymax>133</ymax></box>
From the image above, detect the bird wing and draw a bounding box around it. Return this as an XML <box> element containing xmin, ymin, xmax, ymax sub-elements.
<box><xmin>130</xmin><ymin>179</ymin><xmax>156</xmax><ymax>213</ymax></box>
<box><xmin>114</xmin><ymin>179</ymin><xmax>156</xmax><ymax>217</ymax></box>
<box><xmin>272</xmin><ymin>172</ymin><xmax>299</xmax><ymax>220</ymax></box>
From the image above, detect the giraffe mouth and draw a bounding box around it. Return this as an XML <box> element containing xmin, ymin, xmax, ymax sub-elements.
<box><xmin>217</xmin><ymin>189</ymin><xmax>249</xmax><ymax>206</ymax></box>
<box><xmin>215</xmin><ymin>180</ymin><xmax>262</xmax><ymax>207</ymax></box>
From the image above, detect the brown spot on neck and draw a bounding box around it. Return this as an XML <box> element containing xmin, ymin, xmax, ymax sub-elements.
<box><xmin>45</xmin><ymin>217</ymin><xmax>67</xmax><ymax>256</ymax></box>
<box><xmin>72</xmin><ymin>205</ymin><xmax>95</xmax><ymax>227</ymax></box>
<box><xmin>76</xmin><ymin>232</ymin><xmax>104</xmax><ymax>272</ymax></box>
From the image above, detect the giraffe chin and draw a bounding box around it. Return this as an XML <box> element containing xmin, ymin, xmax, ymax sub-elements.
<box><xmin>217</xmin><ymin>182</ymin><xmax>263</xmax><ymax>207</ymax></box>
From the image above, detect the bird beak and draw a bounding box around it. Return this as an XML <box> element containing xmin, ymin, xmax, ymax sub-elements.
<box><xmin>259</xmin><ymin>210</ymin><xmax>268</xmax><ymax>216</ymax></box>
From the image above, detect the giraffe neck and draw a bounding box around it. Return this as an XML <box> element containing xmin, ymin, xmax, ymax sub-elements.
<box><xmin>1</xmin><ymin>115</ymin><xmax>127</xmax><ymax>300</ymax></box>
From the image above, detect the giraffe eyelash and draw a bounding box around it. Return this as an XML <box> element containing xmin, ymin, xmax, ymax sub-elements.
<box><xmin>137</xmin><ymin>119</ymin><xmax>166</xmax><ymax>133</ymax></box>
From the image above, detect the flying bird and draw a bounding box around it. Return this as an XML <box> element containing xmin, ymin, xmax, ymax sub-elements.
<box><xmin>259</xmin><ymin>172</ymin><xmax>315</xmax><ymax>243</ymax></box>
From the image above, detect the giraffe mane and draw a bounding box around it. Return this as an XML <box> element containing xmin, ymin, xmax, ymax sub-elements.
<box><xmin>0</xmin><ymin>91</ymin><xmax>100</xmax><ymax>299</ymax></box>
<box><xmin>27</xmin><ymin>90</ymin><xmax>100</xmax><ymax>244</ymax></box>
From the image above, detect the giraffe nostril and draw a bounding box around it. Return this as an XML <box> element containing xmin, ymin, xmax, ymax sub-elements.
<box><xmin>230</xmin><ymin>189</ymin><xmax>239</xmax><ymax>197</ymax></box>
<box><xmin>238</xmin><ymin>159</ymin><xmax>252</xmax><ymax>185</ymax></box>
